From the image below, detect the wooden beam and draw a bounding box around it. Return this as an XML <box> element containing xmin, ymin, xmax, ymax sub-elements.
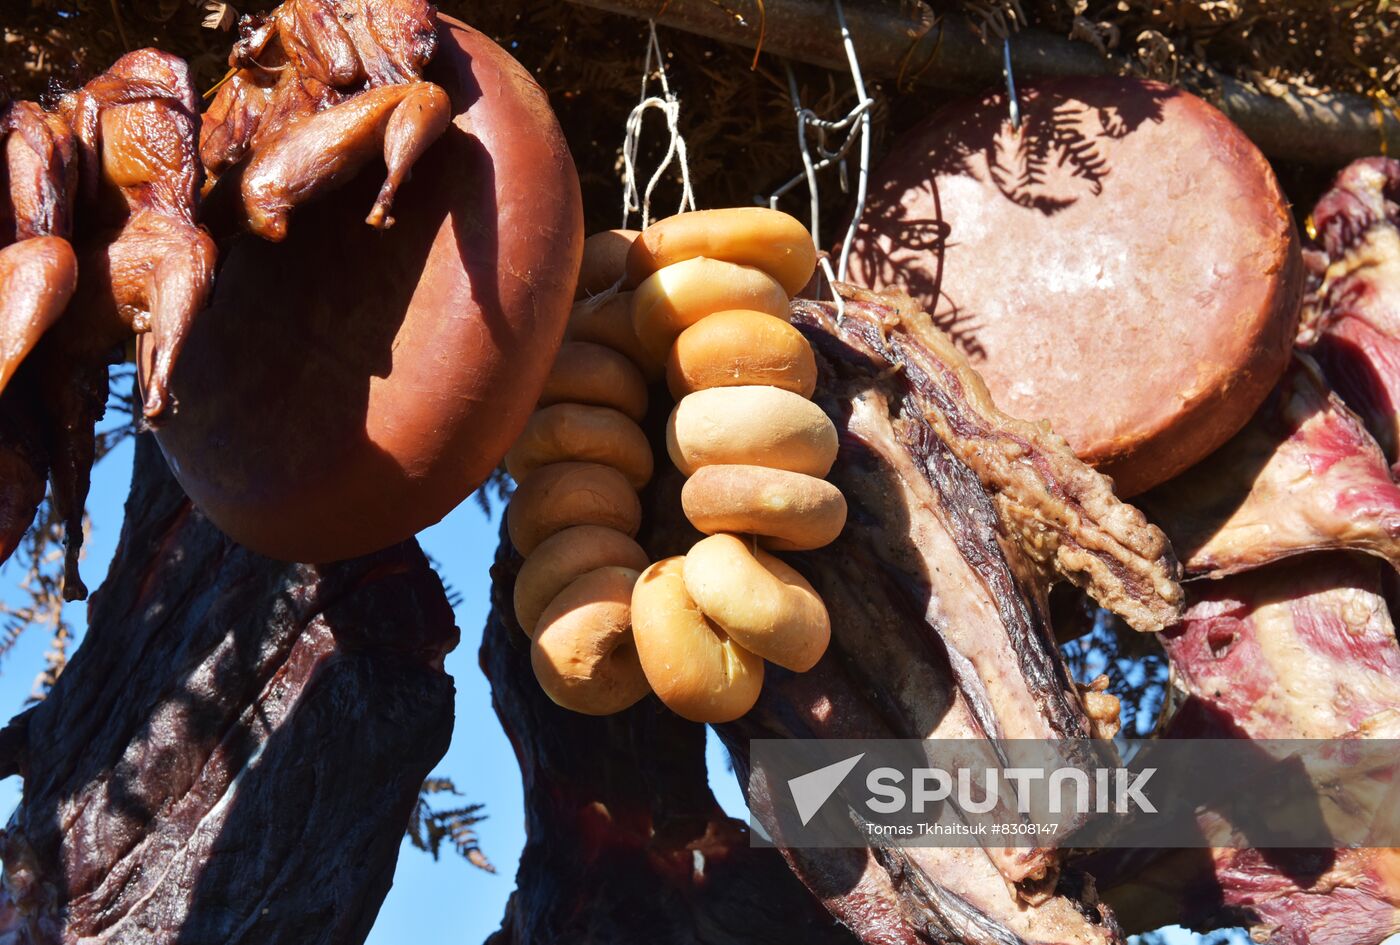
<box><xmin>564</xmin><ymin>0</ymin><xmax>1400</xmax><ymax>165</ymax></box>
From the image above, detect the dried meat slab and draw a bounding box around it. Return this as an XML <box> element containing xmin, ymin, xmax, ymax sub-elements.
<box><xmin>793</xmin><ymin>287</ymin><xmax>1182</xmax><ymax>636</ymax></box>
<box><xmin>0</xmin><ymin>434</ymin><xmax>458</xmax><ymax>945</ymax></box>
<box><xmin>0</xmin><ymin>380</ymin><xmax>46</xmax><ymax>565</ymax></box>
<box><xmin>712</xmin><ymin>289</ymin><xmax>1176</xmax><ymax>940</ymax></box>
<box><xmin>1081</xmin><ymin>553</ymin><xmax>1400</xmax><ymax>945</ymax></box>
<box><xmin>1301</xmin><ymin>157</ymin><xmax>1400</xmax><ymax>464</ymax></box>
<box><xmin>1139</xmin><ymin>354</ymin><xmax>1400</xmax><ymax>577</ymax></box>
<box><xmin>539</xmin><ymin>286</ymin><xmax>1174</xmax><ymax>944</ymax></box>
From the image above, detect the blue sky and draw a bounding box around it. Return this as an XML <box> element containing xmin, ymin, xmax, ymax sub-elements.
<box><xmin>0</xmin><ymin>430</ymin><xmax>1361</xmax><ymax>945</ymax></box>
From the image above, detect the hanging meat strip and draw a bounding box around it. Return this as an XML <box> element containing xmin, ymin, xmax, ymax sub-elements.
<box><xmin>0</xmin><ymin>97</ymin><xmax>79</xmax><ymax>566</ymax></box>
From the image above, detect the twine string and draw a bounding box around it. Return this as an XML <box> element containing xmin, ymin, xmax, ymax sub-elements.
<box><xmin>621</xmin><ymin>20</ymin><xmax>696</xmax><ymax>229</ymax></box>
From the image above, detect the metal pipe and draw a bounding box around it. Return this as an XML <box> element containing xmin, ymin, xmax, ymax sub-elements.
<box><xmin>563</xmin><ymin>0</ymin><xmax>1400</xmax><ymax>165</ymax></box>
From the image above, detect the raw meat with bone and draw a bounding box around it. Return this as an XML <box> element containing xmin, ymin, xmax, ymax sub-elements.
<box><xmin>1300</xmin><ymin>157</ymin><xmax>1400</xmax><ymax>465</ymax></box>
<box><xmin>0</xmin><ymin>435</ymin><xmax>458</xmax><ymax>945</ymax></box>
<box><xmin>1079</xmin><ymin>159</ymin><xmax>1400</xmax><ymax>945</ymax></box>
<box><xmin>1139</xmin><ymin>354</ymin><xmax>1400</xmax><ymax>577</ymax></box>
<box><xmin>483</xmin><ymin>285</ymin><xmax>1178</xmax><ymax>943</ymax></box>
<box><xmin>1080</xmin><ymin>553</ymin><xmax>1400</xmax><ymax>945</ymax></box>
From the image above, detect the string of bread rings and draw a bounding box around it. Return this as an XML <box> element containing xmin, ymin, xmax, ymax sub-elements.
<box><xmin>507</xmin><ymin>208</ymin><xmax>845</xmax><ymax>723</ymax></box>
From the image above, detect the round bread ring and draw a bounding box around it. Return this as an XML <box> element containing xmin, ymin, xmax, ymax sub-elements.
<box><xmin>683</xmin><ymin>534</ymin><xmax>830</xmax><ymax>672</ymax></box>
<box><xmin>682</xmin><ymin>465</ymin><xmax>847</xmax><ymax>550</ymax></box>
<box><xmin>667</xmin><ymin>308</ymin><xmax>818</xmax><ymax>399</ymax></box>
<box><xmin>506</xmin><ymin>403</ymin><xmax>653</xmax><ymax>488</ymax></box>
<box><xmin>507</xmin><ymin>461</ymin><xmax>641</xmax><ymax>555</ymax></box>
<box><xmin>577</xmin><ymin>229</ymin><xmax>639</xmax><ymax>299</ymax></box>
<box><xmin>631</xmin><ymin>259</ymin><xmax>790</xmax><ymax>366</ymax></box>
<box><xmin>631</xmin><ymin>557</ymin><xmax>764</xmax><ymax>723</ymax></box>
<box><xmin>667</xmin><ymin>386</ymin><xmax>839</xmax><ymax>477</ymax></box>
<box><xmin>567</xmin><ymin>293</ymin><xmax>662</xmax><ymax>380</ymax></box>
<box><xmin>531</xmin><ymin>565</ymin><xmax>650</xmax><ymax>716</ymax></box>
<box><xmin>540</xmin><ymin>341</ymin><xmax>648</xmax><ymax>421</ymax></box>
<box><xmin>514</xmin><ymin>525</ymin><xmax>650</xmax><ymax>637</ymax></box>
<box><xmin>626</xmin><ymin>207</ymin><xmax>817</xmax><ymax>295</ymax></box>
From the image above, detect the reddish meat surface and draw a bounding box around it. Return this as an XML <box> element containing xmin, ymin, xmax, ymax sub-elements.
<box><xmin>1301</xmin><ymin>157</ymin><xmax>1400</xmax><ymax>465</ymax></box>
<box><xmin>1140</xmin><ymin>355</ymin><xmax>1400</xmax><ymax>577</ymax></box>
<box><xmin>1084</xmin><ymin>554</ymin><xmax>1400</xmax><ymax>945</ymax></box>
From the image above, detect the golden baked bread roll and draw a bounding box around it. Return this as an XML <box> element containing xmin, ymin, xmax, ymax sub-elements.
<box><xmin>631</xmin><ymin>258</ymin><xmax>789</xmax><ymax>366</ymax></box>
<box><xmin>666</xmin><ymin>386</ymin><xmax>839</xmax><ymax>477</ymax></box>
<box><xmin>666</xmin><ymin>309</ymin><xmax>817</xmax><ymax>399</ymax></box>
<box><xmin>507</xmin><ymin>461</ymin><xmax>642</xmax><ymax>554</ymax></box>
<box><xmin>683</xmin><ymin>534</ymin><xmax>830</xmax><ymax>672</ymax></box>
<box><xmin>631</xmin><ymin>557</ymin><xmax>764</xmax><ymax>723</ymax></box>
<box><xmin>577</xmin><ymin>228</ymin><xmax>639</xmax><ymax>298</ymax></box>
<box><xmin>681</xmin><ymin>464</ymin><xmax>846</xmax><ymax>550</ymax></box>
<box><xmin>625</xmin><ymin>207</ymin><xmax>817</xmax><ymax>296</ymax></box>
<box><xmin>505</xmin><ymin>403</ymin><xmax>653</xmax><ymax>488</ymax></box>
<box><xmin>540</xmin><ymin>341</ymin><xmax>649</xmax><ymax>421</ymax></box>
<box><xmin>566</xmin><ymin>293</ymin><xmax>662</xmax><ymax>380</ymax></box>
<box><xmin>531</xmin><ymin>566</ymin><xmax>650</xmax><ymax>715</ymax></box>
<box><xmin>514</xmin><ymin>525</ymin><xmax>651</xmax><ymax>636</ymax></box>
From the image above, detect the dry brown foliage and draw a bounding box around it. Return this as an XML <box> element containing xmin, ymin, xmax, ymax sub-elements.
<box><xmin>3</xmin><ymin>0</ymin><xmax>1394</xmax><ymax>237</ymax></box>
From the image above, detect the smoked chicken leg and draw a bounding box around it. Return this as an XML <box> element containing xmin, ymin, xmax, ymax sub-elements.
<box><xmin>0</xmin><ymin>100</ymin><xmax>79</xmax><ymax>396</ymax></box>
<box><xmin>0</xmin><ymin>238</ymin><xmax>77</xmax><ymax>395</ymax></box>
<box><xmin>241</xmin><ymin>81</ymin><xmax>450</xmax><ymax>239</ymax></box>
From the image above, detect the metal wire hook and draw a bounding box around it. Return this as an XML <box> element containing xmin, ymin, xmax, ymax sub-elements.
<box><xmin>764</xmin><ymin>0</ymin><xmax>874</xmax><ymax>319</ymax></box>
<box><xmin>1002</xmin><ymin>35</ymin><xmax>1022</xmax><ymax>131</ymax></box>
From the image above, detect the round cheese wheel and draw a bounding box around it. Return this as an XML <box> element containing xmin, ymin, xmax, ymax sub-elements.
<box><xmin>848</xmin><ymin>77</ymin><xmax>1302</xmax><ymax>496</ymax></box>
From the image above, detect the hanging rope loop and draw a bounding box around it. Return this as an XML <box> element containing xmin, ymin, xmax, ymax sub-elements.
<box><xmin>621</xmin><ymin>20</ymin><xmax>696</xmax><ymax>230</ymax></box>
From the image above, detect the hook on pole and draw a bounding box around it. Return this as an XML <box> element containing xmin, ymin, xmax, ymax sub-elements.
<box><xmin>1002</xmin><ymin>35</ymin><xmax>1022</xmax><ymax>131</ymax></box>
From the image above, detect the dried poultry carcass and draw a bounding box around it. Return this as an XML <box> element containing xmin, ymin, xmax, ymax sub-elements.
<box><xmin>483</xmin><ymin>285</ymin><xmax>1182</xmax><ymax>945</ymax></box>
<box><xmin>23</xmin><ymin>49</ymin><xmax>218</xmax><ymax>599</ymax></box>
<box><xmin>200</xmin><ymin>0</ymin><xmax>451</xmax><ymax>241</ymax></box>
<box><xmin>0</xmin><ymin>96</ymin><xmax>79</xmax><ymax>566</ymax></box>
<box><xmin>55</xmin><ymin>49</ymin><xmax>217</xmax><ymax>423</ymax></box>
